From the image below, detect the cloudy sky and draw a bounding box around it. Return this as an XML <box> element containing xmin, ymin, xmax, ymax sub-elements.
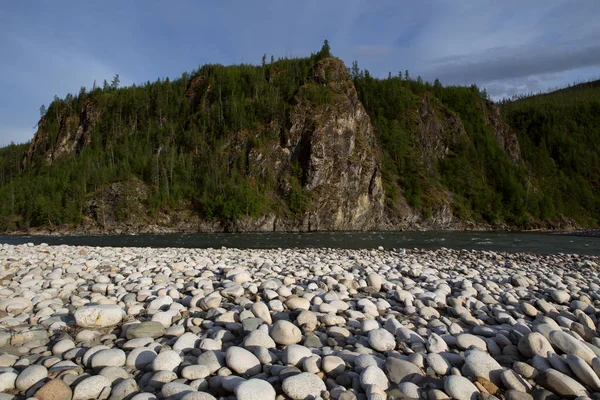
<box><xmin>1</xmin><ymin>1</ymin><xmax>599</xmax><ymax>145</ymax></box>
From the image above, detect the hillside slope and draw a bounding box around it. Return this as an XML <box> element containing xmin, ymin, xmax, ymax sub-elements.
<box><xmin>2</xmin><ymin>48</ymin><xmax>386</xmax><ymax>232</ymax></box>
<box><xmin>0</xmin><ymin>47</ymin><xmax>598</xmax><ymax>233</ymax></box>
<box><xmin>500</xmin><ymin>80</ymin><xmax>600</xmax><ymax>227</ymax></box>
<box><xmin>353</xmin><ymin>74</ymin><xmax>528</xmax><ymax>228</ymax></box>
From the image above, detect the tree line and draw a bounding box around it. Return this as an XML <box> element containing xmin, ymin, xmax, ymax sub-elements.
<box><xmin>0</xmin><ymin>44</ymin><xmax>598</xmax><ymax>230</ymax></box>
<box><xmin>0</xmin><ymin>44</ymin><xmax>334</xmax><ymax>230</ymax></box>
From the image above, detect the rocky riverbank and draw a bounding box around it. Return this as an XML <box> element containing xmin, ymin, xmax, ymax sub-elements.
<box><xmin>555</xmin><ymin>230</ymin><xmax>600</xmax><ymax>238</ymax></box>
<box><xmin>0</xmin><ymin>244</ymin><xmax>599</xmax><ymax>400</ymax></box>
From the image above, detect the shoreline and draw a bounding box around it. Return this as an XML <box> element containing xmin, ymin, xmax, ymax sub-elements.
<box><xmin>2</xmin><ymin>229</ymin><xmax>599</xmax><ymax>257</ymax></box>
<box><xmin>3</xmin><ymin>226</ymin><xmax>598</xmax><ymax>237</ymax></box>
<box><xmin>1</xmin><ymin>215</ymin><xmax>590</xmax><ymax>237</ymax></box>
<box><xmin>0</xmin><ymin>244</ymin><xmax>599</xmax><ymax>399</ymax></box>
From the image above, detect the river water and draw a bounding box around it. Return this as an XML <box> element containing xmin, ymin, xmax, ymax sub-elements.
<box><xmin>0</xmin><ymin>231</ymin><xmax>598</xmax><ymax>255</ymax></box>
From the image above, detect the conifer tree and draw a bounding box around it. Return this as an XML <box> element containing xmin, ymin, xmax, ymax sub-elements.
<box><xmin>350</xmin><ymin>61</ymin><xmax>360</xmax><ymax>79</ymax></box>
<box><xmin>111</xmin><ymin>74</ymin><xmax>120</xmax><ymax>89</ymax></box>
<box><xmin>320</xmin><ymin>40</ymin><xmax>331</xmax><ymax>58</ymax></box>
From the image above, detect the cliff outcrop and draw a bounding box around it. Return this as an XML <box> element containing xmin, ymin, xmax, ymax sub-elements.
<box><xmin>4</xmin><ymin>50</ymin><xmax>581</xmax><ymax>234</ymax></box>
<box><xmin>282</xmin><ymin>58</ymin><xmax>384</xmax><ymax>230</ymax></box>
<box><xmin>481</xmin><ymin>99</ymin><xmax>521</xmax><ymax>163</ymax></box>
<box><xmin>415</xmin><ymin>94</ymin><xmax>467</xmax><ymax>163</ymax></box>
<box><xmin>22</xmin><ymin>100</ymin><xmax>99</xmax><ymax>168</ymax></box>
<box><xmin>223</xmin><ymin>58</ymin><xmax>385</xmax><ymax>231</ymax></box>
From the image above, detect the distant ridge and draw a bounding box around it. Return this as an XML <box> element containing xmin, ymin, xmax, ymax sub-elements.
<box><xmin>501</xmin><ymin>78</ymin><xmax>600</xmax><ymax>103</ymax></box>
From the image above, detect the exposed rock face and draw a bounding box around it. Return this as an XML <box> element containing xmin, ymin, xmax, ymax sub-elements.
<box><xmin>481</xmin><ymin>99</ymin><xmax>521</xmax><ymax>163</ymax></box>
<box><xmin>411</xmin><ymin>95</ymin><xmax>520</xmax><ymax>167</ymax></box>
<box><xmin>14</xmin><ymin>57</ymin><xmax>526</xmax><ymax>233</ymax></box>
<box><xmin>229</xmin><ymin>58</ymin><xmax>385</xmax><ymax>231</ymax></box>
<box><xmin>381</xmin><ymin>95</ymin><xmax>468</xmax><ymax>230</ymax></box>
<box><xmin>415</xmin><ymin>94</ymin><xmax>467</xmax><ymax>163</ymax></box>
<box><xmin>51</xmin><ymin>100</ymin><xmax>97</xmax><ymax>161</ymax></box>
<box><xmin>22</xmin><ymin>100</ymin><xmax>99</xmax><ymax>168</ymax></box>
<box><xmin>22</xmin><ymin>116</ymin><xmax>47</xmax><ymax>170</ymax></box>
<box><xmin>184</xmin><ymin>76</ymin><xmax>210</xmax><ymax>107</ymax></box>
<box><xmin>84</xmin><ymin>178</ymin><xmax>151</xmax><ymax>230</ymax></box>
<box><xmin>282</xmin><ymin>58</ymin><xmax>385</xmax><ymax>230</ymax></box>
<box><xmin>383</xmin><ymin>94</ymin><xmax>522</xmax><ymax>230</ymax></box>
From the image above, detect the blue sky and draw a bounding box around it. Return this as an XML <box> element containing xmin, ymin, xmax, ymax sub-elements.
<box><xmin>1</xmin><ymin>1</ymin><xmax>599</xmax><ymax>145</ymax></box>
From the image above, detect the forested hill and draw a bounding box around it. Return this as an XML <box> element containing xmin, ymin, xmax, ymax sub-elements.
<box><xmin>0</xmin><ymin>44</ymin><xmax>598</xmax><ymax>233</ymax></box>
<box><xmin>500</xmin><ymin>81</ymin><xmax>600</xmax><ymax>227</ymax></box>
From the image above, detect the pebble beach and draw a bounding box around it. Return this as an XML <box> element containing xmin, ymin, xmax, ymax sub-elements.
<box><xmin>1</xmin><ymin>243</ymin><xmax>600</xmax><ymax>400</ymax></box>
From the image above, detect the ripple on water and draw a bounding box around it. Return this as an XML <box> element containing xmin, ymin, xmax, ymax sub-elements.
<box><xmin>0</xmin><ymin>231</ymin><xmax>598</xmax><ymax>255</ymax></box>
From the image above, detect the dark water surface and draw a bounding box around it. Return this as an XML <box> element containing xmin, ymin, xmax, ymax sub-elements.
<box><xmin>0</xmin><ymin>231</ymin><xmax>598</xmax><ymax>255</ymax></box>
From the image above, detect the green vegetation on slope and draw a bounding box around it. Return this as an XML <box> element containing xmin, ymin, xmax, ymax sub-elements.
<box><xmin>353</xmin><ymin>69</ymin><xmax>532</xmax><ymax>225</ymax></box>
<box><xmin>353</xmin><ymin>68</ymin><xmax>600</xmax><ymax>227</ymax></box>
<box><xmin>500</xmin><ymin>82</ymin><xmax>600</xmax><ymax>225</ymax></box>
<box><xmin>0</xmin><ymin>45</ymin><xmax>335</xmax><ymax>230</ymax></box>
<box><xmin>0</xmin><ymin>43</ymin><xmax>598</xmax><ymax>231</ymax></box>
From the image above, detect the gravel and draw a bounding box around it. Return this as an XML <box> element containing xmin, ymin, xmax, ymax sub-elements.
<box><xmin>0</xmin><ymin>242</ymin><xmax>599</xmax><ymax>399</ymax></box>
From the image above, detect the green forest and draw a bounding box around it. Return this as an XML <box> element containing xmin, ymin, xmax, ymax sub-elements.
<box><xmin>500</xmin><ymin>81</ymin><xmax>600</xmax><ymax>225</ymax></box>
<box><xmin>0</xmin><ymin>46</ymin><xmax>333</xmax><ymax>230</ymax></box>
<box><xmin>353</xmin><ymin>71</ymin><xmax>529</xmax><ymax>225</ymax></box>
<box><xmin>0</xmin><ymin>43</ymin><xmax>598</xmax><ymax>231</ymax></box>
<box><xmin>352</xmin><ymin>71</ymin><xmax>599</xmax><ymax>226</ymax></box>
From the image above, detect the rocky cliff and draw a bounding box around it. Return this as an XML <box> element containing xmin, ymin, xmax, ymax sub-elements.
<box><xmin>224</xmin><ymin>58</ymin><xmax>385</xmax><ymax>231</ymax></box>
<box><xmin>414</xmin><ymin>94</ymin><xmax>467</xmax><ymax>163</ymax></box>
<box><xmin>282</xmin><ymin>58</ymin><xmax>384</xmax><ymax>230</ymax></box>
<box><xmin>3</xmin><ymin>51</ymin><xmax>572</xmax><ymax>234</ymax></box>
<box><xmin>17</xmin><ymin>57</ymin><xmax>386</xmax><ymax>232</ymax></box>
<box><xmin>482</xmin><ymin>99</ymin><xmax>521</xmax><ymax>163</ymax></box>
<box><xmin>22</xmin><ymin>100</ymin><xmax>99</xmax><ymax>168</ymax></box>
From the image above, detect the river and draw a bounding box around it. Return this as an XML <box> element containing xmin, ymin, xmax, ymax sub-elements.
<box><xmin>0</xmin><ymin>231</ymin><xmax>598</xmax><ymax>255</ymax></box>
